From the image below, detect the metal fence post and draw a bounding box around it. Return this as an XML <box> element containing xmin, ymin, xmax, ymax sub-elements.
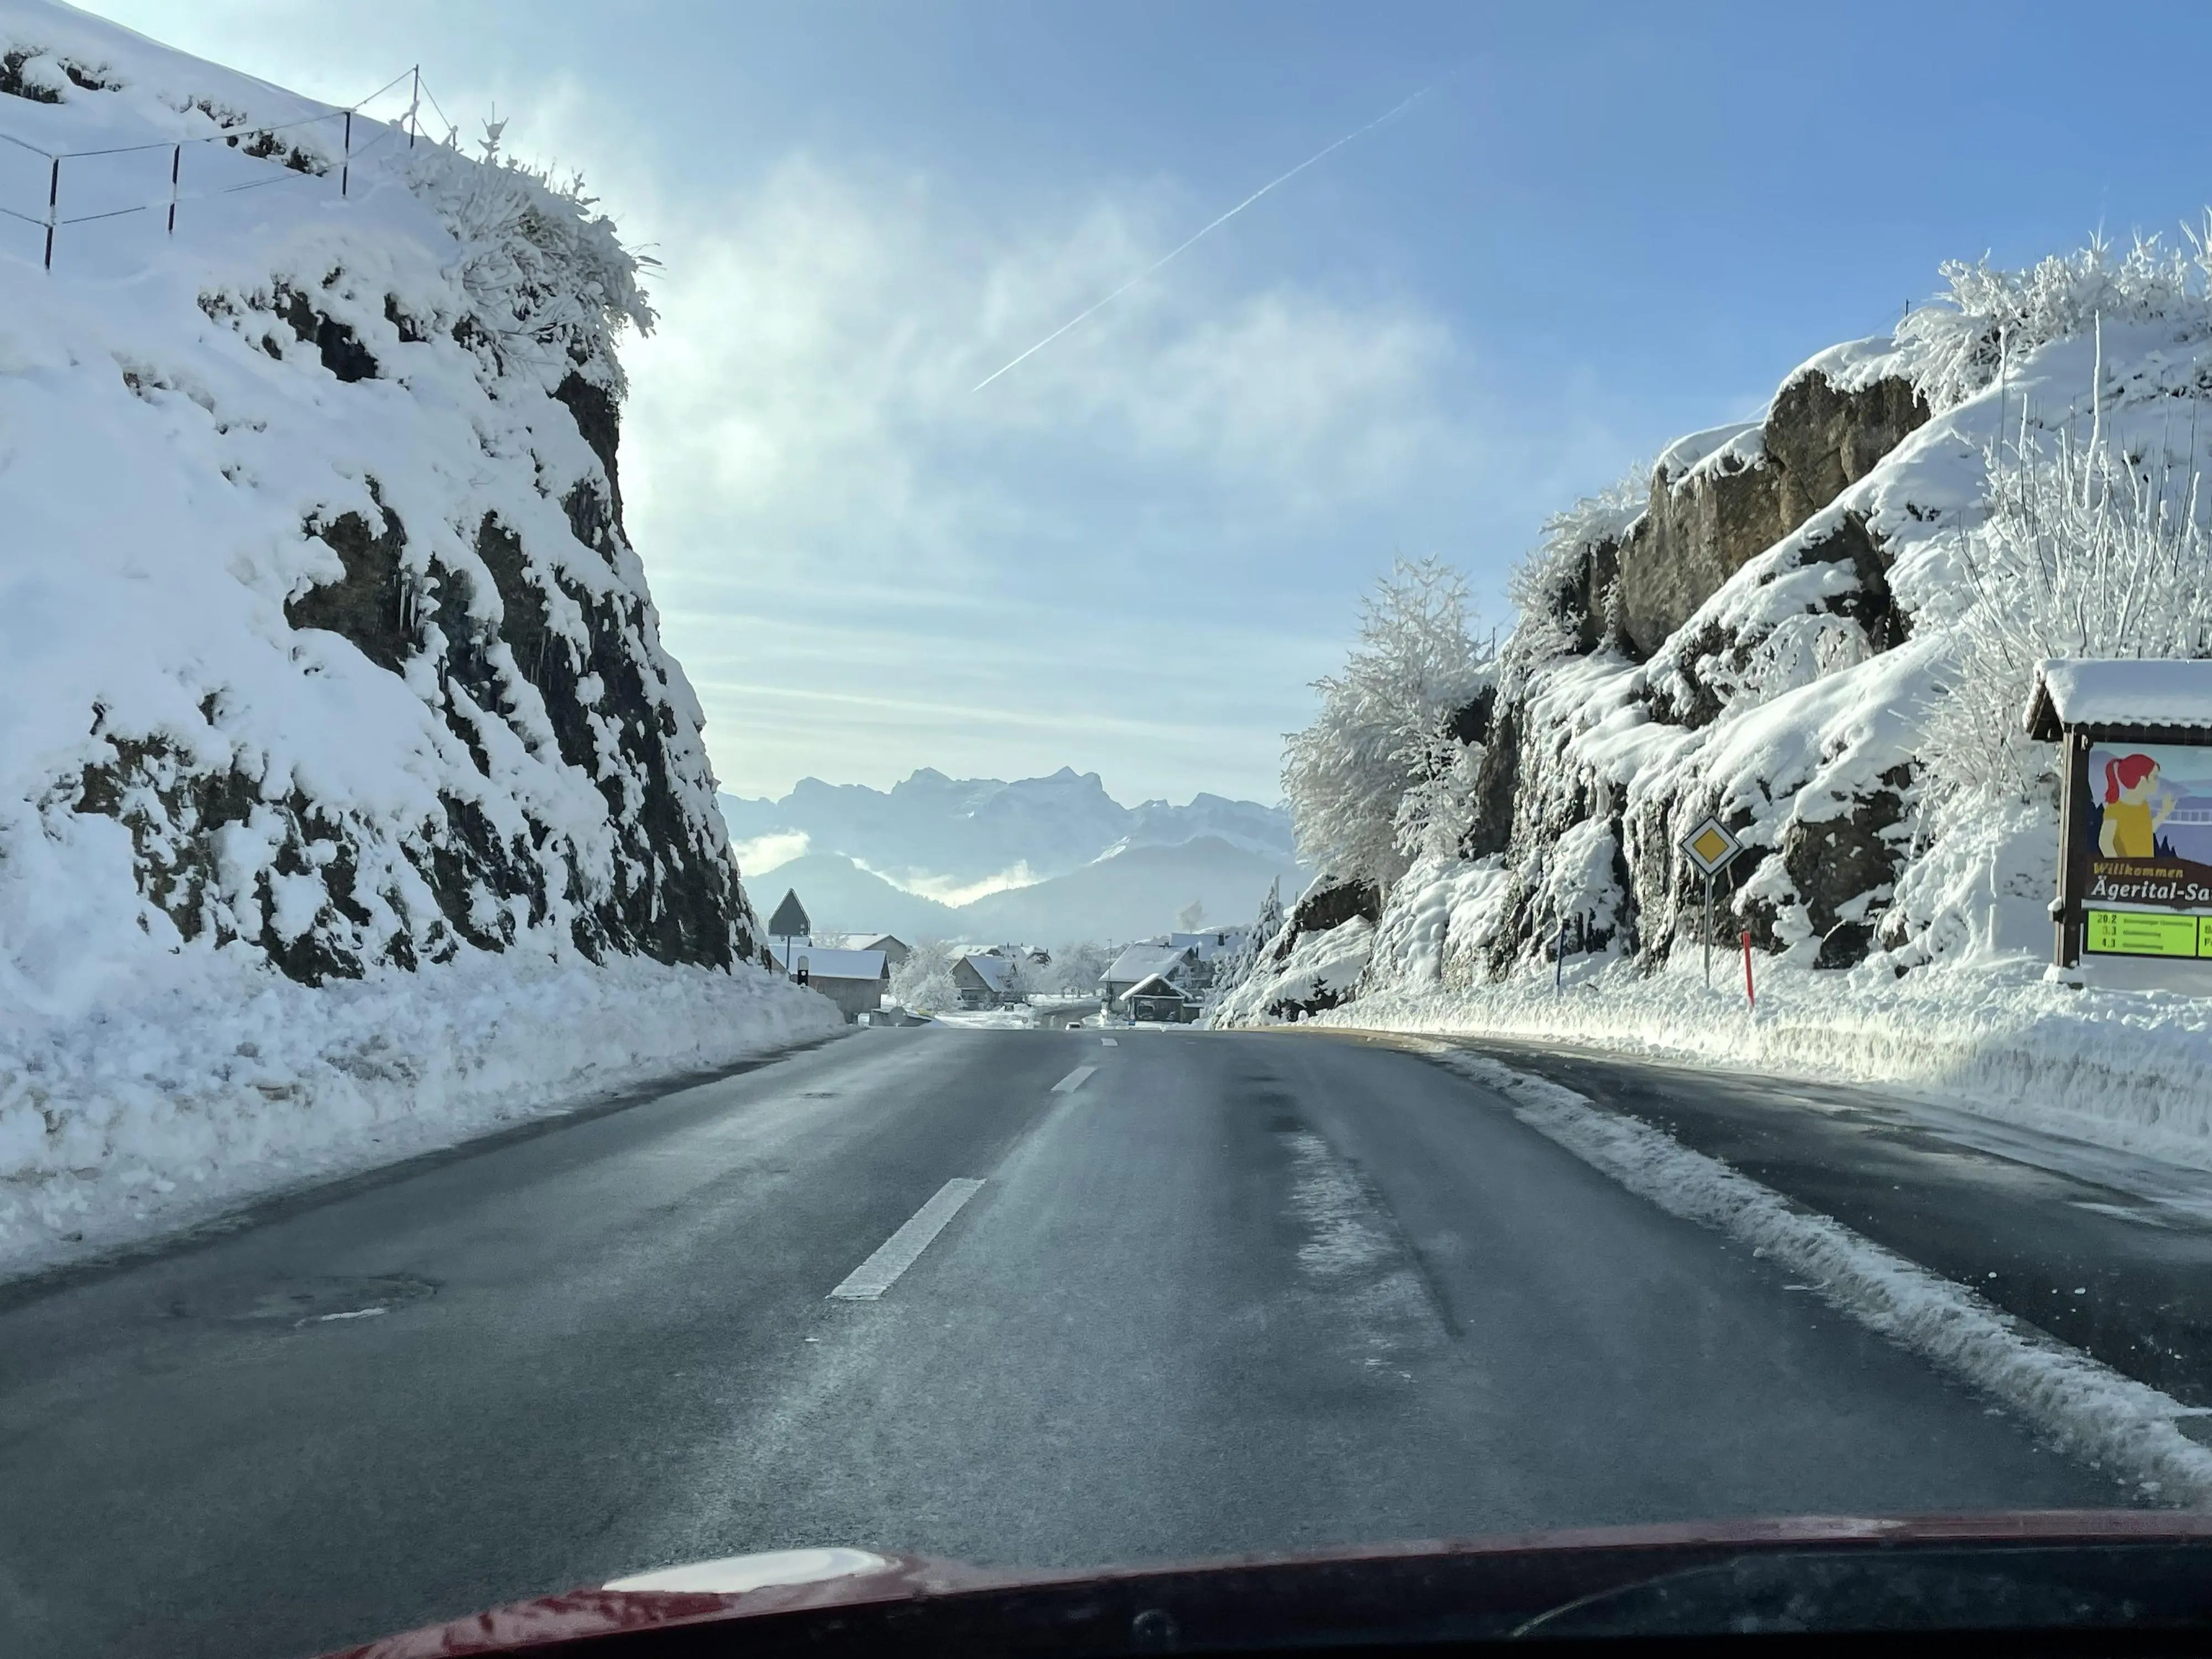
<box><xmin>341</xmin><ymin>110</ymin><xmax>351</xmax><ymax>196</ymax></box>
<box><xmin>1702</xmin><ymin>872</ymin><xmax>1714</xmax><ymax>987</ymax></box>
<box><xmin>167</xmin><ymin>144</ymin><xmax>180</xmax><ymax>234</ymax></box>
<box><xmin>43</xmin><ymin>155</ymin><xmax>58</xmax><ymax>269</ymax></box>
<box><xmin>408</xmin><ymin>67</ymin><xmax>420</xmax><ymax>148</ymax></box>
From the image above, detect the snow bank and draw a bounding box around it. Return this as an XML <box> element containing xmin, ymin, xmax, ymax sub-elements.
<box><xmin>1322</xmin><ymin>952</ymin><xmax>2212</xmax><ymax>1171</ymax></box>
<box><xmin>0</xmin><ymin>953</ymin><xmax>843</xmax><ymax>1281</ymax></box>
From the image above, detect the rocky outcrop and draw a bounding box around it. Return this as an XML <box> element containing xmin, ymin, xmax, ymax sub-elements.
<box><xmin>1606</xmin><ymin>371</ymin><xmax>1928</xmax><ymax>658</ymax></box>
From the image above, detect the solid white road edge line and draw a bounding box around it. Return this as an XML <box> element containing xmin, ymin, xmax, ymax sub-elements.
<box><xmin>1420</xmin><ymin>1042</ymin><xmax>2212</xmax><ymax>1505</ymax></box>
<box><xmin>827</xmin><ymin>1178</ymin><xmax>985</xmax><ymax>1301</ymax></box>
<box><xmin>1052</xmin><ymin>1065</ymin><xmax>1098</xmax><ymax>1094</ymax></box>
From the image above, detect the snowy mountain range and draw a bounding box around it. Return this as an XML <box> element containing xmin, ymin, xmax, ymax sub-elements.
<box><xmin>722</xmin><ymin>769</ymin><xmax>1304</xmax><ymax>942</ymax></box>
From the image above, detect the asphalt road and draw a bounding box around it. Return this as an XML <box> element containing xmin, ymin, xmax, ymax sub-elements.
<box><xmin>1454</xmin><ymin>1036</ymin><xmax>2212</xmax><ymax>1407</ymax></box>
<box><xmin>0</xmin><ymin>1029</ymin><xmax>2126</xmax><ymax>1659</ymax></box>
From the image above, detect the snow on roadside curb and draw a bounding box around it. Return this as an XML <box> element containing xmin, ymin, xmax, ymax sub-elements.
<box><xmin>0</xmin><ymin>959</ymin><xmax>844</xmax><ymax>1284</ymax></box>
<box><xmin>1419</xmin><ymin>1041</ymin><xmax>2212</xmax><ymax>1507</ymax></box>
<box><xmin>1319</xmin><ymin>961</ymin><xmax>2212</xmax><ymax>1174</ymax></box>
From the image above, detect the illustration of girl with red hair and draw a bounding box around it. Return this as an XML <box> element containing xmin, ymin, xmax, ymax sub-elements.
<box><xmin>2099</xmin><ymin>753</ymin><xmax>2177</xmax><ymax>858</ymax></box>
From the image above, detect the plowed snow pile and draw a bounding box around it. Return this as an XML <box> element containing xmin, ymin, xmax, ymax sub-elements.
<box><xmin>0</xmin><ymin>2</ymin><xmax>839</xmax><ymax>1279</ymax></box>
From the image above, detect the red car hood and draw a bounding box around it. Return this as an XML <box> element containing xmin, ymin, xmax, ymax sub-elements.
<box><xmin>327</xmin><ymin>1511</ymin><xmax>2212</xmax><ymax>1657</ymax></box>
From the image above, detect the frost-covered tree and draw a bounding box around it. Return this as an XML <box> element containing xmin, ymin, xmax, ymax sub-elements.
<box><xmin>405</xmin><ymin>119</ymin><xmax>657</xmax><ymax>392</ymax></box>
<box><xmin>1282</xmin><ymin>557</ymin><xmax>1494</xmax><ymax>889</ymax></box>
<box><xmin>1927</xmin><ymin>418</ymin><xmax>2212</xmax><ymax>818</ymax></box>
<box><xmin>1041</xmin><ymin>940</ymin><xmax>1112</xmax><ymax>995</ymax></box>
<box><xmin>1900</xmin><ymin>231</ymin><xmax>2211</xmax><ymax>412</ymax></box>
<box><xmin>1505</xmin><ymin>463</ymin><xmax>1647</xmax><ymax>663</ymax></box>
<box><xmin>889</xmin><ymin>938</ymin><xmax>962</xmax><ymax>1014</ymax></box>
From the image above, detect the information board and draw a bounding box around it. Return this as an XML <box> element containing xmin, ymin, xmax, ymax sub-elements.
<box><xmin>2078</xmin><ymin>739</ymin><xmax>2212</xmax><ymax>958</ymax></box>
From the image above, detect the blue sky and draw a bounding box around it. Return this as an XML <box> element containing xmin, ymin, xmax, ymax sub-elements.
<box><xmin>85</xmin><ymin>0</ymin><xmax>2212</xmax><ymax>803</ymax></box>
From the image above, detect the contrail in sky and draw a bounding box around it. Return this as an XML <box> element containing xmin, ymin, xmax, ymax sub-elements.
<box><xmin>971</xmin><ymin>82</ymin><xmax>1443</xmax><ymax>394</ymax></box>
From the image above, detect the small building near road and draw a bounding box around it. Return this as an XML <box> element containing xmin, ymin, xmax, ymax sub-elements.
<box><xmin>953</xmin><ymin>951</ymin><xmax>1021</xmax><ymax>1009</ymax></box>
<box><xmin>1100</xmin><ymin>943</ymin><xmax>1197</xmax><ymax>1011</ymax></box>
<box><xmin>1124</xmin><ymin>972</ymin><xmax>1199</xmax><ymax>1024</ymax></box>
<box><xmin>789</xmin><ymin>947</ymin><xmax>890</xmax><ymax>1022</ymax></box>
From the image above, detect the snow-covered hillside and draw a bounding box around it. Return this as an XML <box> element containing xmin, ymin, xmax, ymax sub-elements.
<box><xmin>1217</xmin><ymin>232</ymin><xmax>2212</xmax><ymax>1159</ymax></box>
<box><xmin>0</xmin><ymin>4</ymin><xmax>838</xmax><ymax>1278</ymax></box>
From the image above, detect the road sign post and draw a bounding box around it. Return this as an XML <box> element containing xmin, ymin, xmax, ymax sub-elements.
<box><xmin>1679</xmin><ymin>815</ymin><xmax>1745</xmax><ymax>990</ymax></box>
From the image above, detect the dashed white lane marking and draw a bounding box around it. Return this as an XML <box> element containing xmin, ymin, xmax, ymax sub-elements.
<box><xmin>828</xmin><ymin>1179</ymin><xmax>984</xmax><ymax>1301</ymax></box>
<box><xmin>1052</xmin><ymin>1065</ymin><xmax>1098</xmax><ymax>1094</ymax></box>
<box><xmin>1100</xmin><ymin>1037</ymin><xmax>1118</xmax><ymax>1047</ymax></box>
<box><xmin>305</xmin><ymin>1307</ymin><xmax>388</xmax><ymax>1326</ymax></box>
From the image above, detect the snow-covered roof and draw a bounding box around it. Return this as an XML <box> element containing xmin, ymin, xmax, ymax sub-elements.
<box><xmin>1103</xmin><ymin>944</ymin><xmax>1188</xmax><ymax>985</ymax></box>
<box><xmin>790</xmin><ymin>948</ymin><xmax>886</xmax><ymax>982</ymax></box>
<box><xmin>1170</xmin><ymin>928</ymin><xmax>1247</xmax><ymax>960</ymax></box>
<box><xmin>2025</xmin><ymin>659</ymin><xmax>2212</xmax><ymax>739</ymax></box>
<box><xmin>957</xmin><ymin>952</ymin><xmax>1018</xmax><ymax>990</ymax></box>
<box><xmin>1124</xmin><ymin>973</ymin><xmax>1191</xmax><ymax>1000</ymax></box>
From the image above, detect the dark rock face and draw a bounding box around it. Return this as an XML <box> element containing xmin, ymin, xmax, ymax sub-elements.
<box><xmin>1619</xmin><ymin>441</ymin><xmax>1787</xmax><ymax>660</ymax></box>
<box><xmin>1609</xmin><ymin>372</ymin><xmax>1929</xmax><ymax>658</ymax></box>
<box><xmin>1765</xmin><ymin>372</ymin><xmax>1930</xmax><ymax>528</ymax></box>
<box><xmin>76</xmin><ymin>272</ymin><xmax>759</xmax><ymax>985</ymax></box>
<box><xmin>274</xmin><ymin>284</ymin><xmax>379</xmax><ymax>382</ymax></box>
<box><xmin>1795</xmin><ymin>510</ymin><xmax>1911</xmax><ymax>654</ymax></box>
<box><xmin>556</xmin><ymin>374</ymin><xmax>625</xmax><ymax>521</ymax></box>
<box><xmin>285</xmin><ymin>495</ymin><xmax>410</xmax><ymax>673</ymax></box>
<box><xmin>1782</xmin><ymin>764</ymin><xmax>1912</xmax><ymax>968</ymax></box>
<box><xmin>1283</xmin><ymin>876</ymin><xmax>1379</xmax><ymax>945</ymax></box>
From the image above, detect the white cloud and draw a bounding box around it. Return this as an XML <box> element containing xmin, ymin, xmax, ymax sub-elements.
<box><xmin>728</xmin><ymin>830</ymin><xmax>810</xmax><ymax>874</ymax></box>
<box><xmin>618</xmin><ymin>154</ymin><xmax>1496</xmax><ymax>799</ymax></box>
<box><xmin>66</xmin><ymin>5</ymin><xmax>1625</xmax><ymax>805</ymax></box>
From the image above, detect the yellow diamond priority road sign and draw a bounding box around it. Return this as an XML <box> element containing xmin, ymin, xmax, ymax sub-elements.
<box><xmin>1681</xmin><ymin>815</ymin><xmax>1743</xmax><ymax>877</ymax></box>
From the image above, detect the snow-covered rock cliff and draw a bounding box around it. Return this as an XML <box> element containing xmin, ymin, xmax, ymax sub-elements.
<box><xmin>0</xmin><ymin>3</ymin><xmax>837</xmax><ymax>1277</ymax></box>
<box><xmin>1215</xmin><ymin>232</ymin><xmax>2212</xmax><ymax>1156</ymax></box>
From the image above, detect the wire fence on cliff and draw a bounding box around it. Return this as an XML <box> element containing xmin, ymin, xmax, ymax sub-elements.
<box><xmin>0</xmin><ymin>65</ymin><xmax>465</xmax><ymax>271</ymax></box>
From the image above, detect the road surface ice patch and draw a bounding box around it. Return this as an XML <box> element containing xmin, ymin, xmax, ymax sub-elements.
<box><xmin>1281</xmin><ymin>1128</ymin><xmax>1442</xmax><ymax>1365</ymax></box>
<box><xmin>1426</xmin><ymin>1043</ymin><xmax>2212</xmax><ymax>1505</ymax></box>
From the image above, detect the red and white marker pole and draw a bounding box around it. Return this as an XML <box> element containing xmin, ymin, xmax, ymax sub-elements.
<box><xmin>1740</xmin><ymin>930</ymin><xmax>1755</xmax><ymax>1009</ymax></box>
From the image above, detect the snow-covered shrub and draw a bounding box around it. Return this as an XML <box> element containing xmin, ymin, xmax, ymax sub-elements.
<box><xmin>1899</xmin><ymin>232</ymin><xmax>2210</xmax><ymax>411</ymax></box>
<box><xmin>1282</xmin><ymin>557</ymin><xmax>1494</xmax><ymax>889</ymax></box>
<box><xmin>405</xmin><ymin>120</ymin><xmax>656</xmax><ymax>392</ymax></box>
<box><xmin>1038</xmin><ymin>940</ymin><xmax>1111</xmax><ymax>997</ymax></box>
<box><xmin>1504</xmin><ymin>463</ymin><xmax>1647</xmax><ymax>663</ymax></box>
<box><xmin>1925</xmin><ymin>422</ymin><xmax>2212</xmax><ymax>820</ymax></box>
<box><xmin>889</xmin><ymin>938</ymin><xmax>962</xmax><ymax>1013</ymax></box>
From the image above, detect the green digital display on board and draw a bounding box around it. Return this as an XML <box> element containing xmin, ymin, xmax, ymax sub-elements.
<box><xmin>2085</xmin><ymin>909</ymin><xmax>2205</xmax><ymax>959</ymax></box>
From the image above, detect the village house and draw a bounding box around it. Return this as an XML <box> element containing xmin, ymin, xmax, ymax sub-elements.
<box><xmin>1099</xmin><ymin>943</ymin><xmax>1198</xmax><ymax>1011</ymax></box>
<box><xmin>953</xmin><ymin>950</ymin><xmax>1022</xmax><ymax>1009</ymax></box>
<box><xmin>1123</xmin><ymin>972</ymin><xmax>1200</xmax><ymax>1024</ymax></box>
<box><xmin>787</xmin><ymin>946</ymin><xmax>890</xmax><ymax>1023</ymax></box>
